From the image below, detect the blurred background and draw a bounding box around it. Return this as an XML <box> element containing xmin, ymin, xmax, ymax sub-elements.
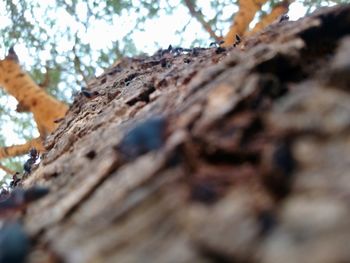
<box><xmin>0</xmin><ymin>0</ymin><xmax>345</xmax><ymax>181</ymax></box>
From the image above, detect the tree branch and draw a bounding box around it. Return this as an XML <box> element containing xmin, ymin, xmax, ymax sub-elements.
<box><xmin>0</xmin><ymin>137</ymin><xmax>44</xmax><ymax>160</ymax></box>
<box><xmin>248</xmin><ymin>0</ymin><xmax>292</xmax><ymax>35</ymax></box>
<box><xmin>38</xmin><ymin>64</ymin><xmax>51</xmax><ymax>88</ymax></box>
<box><xmin>183</xmin><ymin>0</ymin><xmax>221</xmax><ymax>42</ymax></box>
<box><xmin>223</xmin><ymin>0</ymin><xmax>268</xmax><ymax>46</ymax></box>
<box><xmin>73</xmin><ymin>36</ymin><xmax>89</xmax><ymax>86</ymax></box>
<box><xmin>0</xmin><ymin>163</ymin><xmax>15</xmax><ymax>175</ymax></box>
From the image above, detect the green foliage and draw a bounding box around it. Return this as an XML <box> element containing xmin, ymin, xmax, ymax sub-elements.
<box><xmin>0</xmin><ymin>0</ymin><xmax>347</xmax><ymax>176</ymax></box>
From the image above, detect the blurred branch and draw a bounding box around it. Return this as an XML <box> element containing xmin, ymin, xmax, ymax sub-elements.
<box><xmin>38</xmin><ymin>65</ymin><xmax>51</xmax><ymax>89</ymax></box>
<box><xmin>0</xmin><ymin>163</ymin><xmax>15</xmax><ymax>175</ymax></box>
<box><xmin>73</xmin><ymin>36</ymin><xmax>89</xmax><ymax>86</ymax></box>
<box><xmin>248</xmin><ymin>0</ymin><xmax>292</xmax><ymax>35</ymax></box>
<box><xmin>183</xmin><ymin>0</ymin><xmax>221</xmax><ymax>42</ymax></box>
<box><xmin>176</xmin><ymin>17</ymin><xmax>193</xmax><ymax>45</ymax></box>
<box><xmin>223</xmin><ymin>0</ymin><xmax>268</xmax><ymax>46</ymax></box>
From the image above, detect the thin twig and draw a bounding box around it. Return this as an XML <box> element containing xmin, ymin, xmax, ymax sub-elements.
<box><xmin>73</xmin><ymin>36</ymin><xmax>89</xmax><ymax>86</ymax></box>
<box><xmin>248</xmin><ymin>0</ymin><xmax>292</xmax><ymax>35</ymax></box>
<box><xmin>183</xmin><ymin>0</ymin><xmax>221</xmax><ymax>42</ymax></box>
<box><xmin>39</xmin><ymin>64</ymin><xmax>51</xmax><ymax>88</ymax></box>
<box><xmin>0</xmin><ymin>163</ymin><xmax>15</xmax><ymax>175</ymax></box>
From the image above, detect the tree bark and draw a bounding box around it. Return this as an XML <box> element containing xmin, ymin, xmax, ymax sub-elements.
<box><xmin>12</xmin><ymin>4</ymin><xmax>350</xmax><ymax>263</ymax></box>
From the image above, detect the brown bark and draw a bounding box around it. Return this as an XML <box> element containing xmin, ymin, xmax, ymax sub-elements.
<box><xmin>5</xmin><ymin>4</ymin><xmax>350</xmax><ymax>263</ymax></box>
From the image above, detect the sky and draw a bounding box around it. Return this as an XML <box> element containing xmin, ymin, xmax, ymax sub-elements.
<box><xmin>1</xmin><ymin>1</ymin><xmax>309</xmax><ymax>72</ymax></box>
<box><xmin>0</xmin><ymin>1</ymin><xmax>325</xmax><ymax>180</ymax></box>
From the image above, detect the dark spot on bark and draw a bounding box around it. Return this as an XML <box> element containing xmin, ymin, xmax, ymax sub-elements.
<box><xmin>197</xmin><ymin>245</ymin><xmax>233</xmax><ymax>263</ymax></box>
<box><xmin>81</xmin><ymin>90</ymin><xmax>99</xmax><ymax>99</ymax></box>
<box><xmin>0</xmin><ymin>222</ymin><xmax>29</xmax><ymax>263</ymax></box>
<box><xmin>126</xmin><ymin>85</ymin><xmax>155</xmax><ymax>106</ymax></box>
<box><xmin>263</xmin><ymin>141</ymin><xmax>296</xmax><ymax>198</ymax></box>
<box><xmin>15</xmin><ymin>73</ymin><xmax>25</xmax><ymax>78</ymax></box>
<box><xmin>160</xmin><ymin>58</ymin><xmax>167</xmax><ymax>67</ymax></box>
<box><xmin>191</xmin><ymin>182</ymin><xmax>218</xmax><ymax>204</ymax></box>
<box><xmin>85</xmin><ymin>150</ymin><xmax>96</xmax><ymax>159</ymax></box>
<box><xmin>258</xmin><ymin>210</ymin><xmax>277</xmax><ymax>235</ymax></box>
<box><xmin>123</xmin><ymin>73</ymin><xmax>138</xmax><ymax>83</ymax></box>
<box><xmin>273</xmin><ymin>141</ymin><xmax>295</xmax><ymax>178</ymax></box>
<box><xmin>23</xmin><ymin>186</ymin><xmax>50</xmax><ymax>202</ymax></box>
<box><xmin>215</xmin><ymin>46</ymin><xmax>226</xmax><ymax>54</ymax></box>
<box><xmin>54</xmin><ymin>118</ymin><xmax>64</xmax><ymax>123</ymax></box>
<box><xmin>115</xmin><ymin>116</ymin><xmax>167</xmax><ymax>160</ymax></box>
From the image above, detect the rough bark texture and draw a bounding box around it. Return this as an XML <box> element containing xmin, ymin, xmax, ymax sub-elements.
<box><xmin>14</xmin><ymin>4</ymin><xmax>350</xmax><ymax>263</ymax></box>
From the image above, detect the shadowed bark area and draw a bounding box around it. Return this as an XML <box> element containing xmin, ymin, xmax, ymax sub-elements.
<box><xmin>13</xmin><ymin>4</ymin><xmax>350</xmax><ymax>263</ymax></box>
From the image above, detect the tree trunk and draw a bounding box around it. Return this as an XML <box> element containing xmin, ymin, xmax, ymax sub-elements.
<box><xmin>15</xmin><ymin>4</ymin><xmax>350</xmax><ymax>263</ymax></box>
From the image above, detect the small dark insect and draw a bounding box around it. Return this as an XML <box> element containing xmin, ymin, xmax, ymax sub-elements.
<box><xmin>116</xmin><ymin>116</ymin><xmax>167</xmax><ymax>160</ymax></box>
<box><xmin>160</xmin><ymin>58</ymin><xmax>167</xmax><ymax>68</ymax></box>
<box><xmin>0</xmin><ymin>222</ymin><xmax>29</xmax><ymax>263</ymax></box>
<box><xmin>155</xmin><ymin>46</ymin><xmax>171</xmax><ymax>57</ymax></box>
<box><xmin>279</xmin><ymin>14</ymin><xmax>289</xmax><ymax>22</ymax></box>
<box><xmin>53</xmin><ymin>118</ymin><xmax>64</xmax><ymax>123</ymax></box>
<box><xmin>0</xmin><ymin>186</ymin><xmax>50</xmax><ymax>213</ymax></box>
<box><xmin>23</xmin><ymin>148</ymin><xmax>39</xmax><ymax>175</ymax></box>
<box><xmin>233</xmin><ymin>34</ymin><xmax>241</xmax><ymax>47</ymax></box>
<box><xmin>6</xmin><ymin>46</ymin><xmax>19</xmax><ymax>62</ymax></box>
<box><xmin>236</xmin><ymin>34</ymin><xmax>241</xmax><ymax>43</ymax></box>
<box><xmin>81</xmin><ymin>90</ymin><xmax>100</xmax><ymax>99</ymax></box>
<box><xmin>209</xmin><ymin>40</ymin><xmax>225</xmax><ymax>47</ymax></box>
<box><xmin>29</xmin><ymin>148</ymin><xmax>38</xmax><ymax>159</ymax></box>
<box><xmin>191</xmin><ymin>47</ymin><xmax>200</xmax><ymax>56</ymax></box>
<box><xmin>9</xmin><ymin>173</ymin><xmax>21</xmax><ymax>189</ymax></box>
<box><xmin>158</xmin><ymin>44</ymin><xmax>173</xmax><ymax>56</ymax></box>
<box><xmin>170</xmin><ymin>47</ymin><xmax>185</xmax><ymax>56</ymax></box>
<box><xmin>215</xmin><ymin>46</ymin><xmax>226</xmax><ymax>54</ymax></box>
